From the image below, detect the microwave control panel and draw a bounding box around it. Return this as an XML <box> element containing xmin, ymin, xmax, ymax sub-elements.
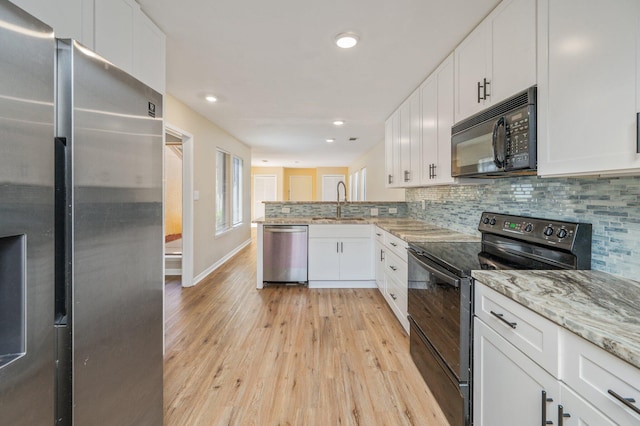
<box><xmin>504</xmin><ymin>108</ymin><xmax>534</xmax><ymax>170</ymax></box>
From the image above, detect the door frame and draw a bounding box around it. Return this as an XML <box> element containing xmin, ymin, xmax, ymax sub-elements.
<box><xmin>165</xmin><ymin>123</ymin><xmax>194</xmax><ymax>288</ymax></box>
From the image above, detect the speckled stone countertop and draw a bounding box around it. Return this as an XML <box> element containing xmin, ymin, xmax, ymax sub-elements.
<box><xmin>472</xmin><ymin>269</ymin><xmax>640</xmax><ymax>370</ymax></box>
<box><xmin>254</xmin><ymin>217</ymin><xmax>480</xmax><ymax>243</ymax></box>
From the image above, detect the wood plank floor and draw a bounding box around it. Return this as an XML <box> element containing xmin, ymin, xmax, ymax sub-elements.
<box><xmin>164</xmin><ymin>232</ymin><xmax>449</xmax><ymax>425</ymax></box>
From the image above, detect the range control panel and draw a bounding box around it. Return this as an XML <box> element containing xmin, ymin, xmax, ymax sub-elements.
<box><xmin>478</xmin><ymin>212</ymin><xmax>591</xmax><ymax>251</ymax></box>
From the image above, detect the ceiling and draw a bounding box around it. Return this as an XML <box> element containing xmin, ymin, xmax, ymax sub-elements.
<box><xmin>138</xmin><ymin>0</ymin><xmax>500</xmax><ymax>168</ymax></box>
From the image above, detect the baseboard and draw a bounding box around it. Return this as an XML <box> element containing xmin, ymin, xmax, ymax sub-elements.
<box><xmin>308</xmin><ymin>280</ymin><xmax>377</xmax><ymax>289</ymax></box>
<box><xmin>165</xmin><ymin>268</ymin><xmax>182</xmax><ymax>276</ymax></box>
<box><xmin>192</xmin><ymin>238</ymin><xmax>252</xmax><ymax>286</ymax></box>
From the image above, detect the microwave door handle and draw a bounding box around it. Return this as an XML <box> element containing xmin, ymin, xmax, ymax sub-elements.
<box><xmin>492</xmin><ymin>116</ymin><xmax>506</xmax><ymax>169</ymax></box>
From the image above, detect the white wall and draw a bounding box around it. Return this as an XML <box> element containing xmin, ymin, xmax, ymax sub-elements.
<box><xmin>166</xmin><ymin>95</ymin><xmax>251</xmax><ymax>280</ymax></box>
<box><xmin>349</xmin><ymin>139</ymin><xmax>405</xmax><ymax>201</ymax></box>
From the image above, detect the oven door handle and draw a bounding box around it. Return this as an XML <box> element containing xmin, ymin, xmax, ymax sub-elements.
<box><xmin>408</xmin><ymin>249</ymin><xmax>460</xmax><ymax>288</ymax></box>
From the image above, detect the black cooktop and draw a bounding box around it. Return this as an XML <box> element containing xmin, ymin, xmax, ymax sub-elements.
<box><xmin>408</xmin><ymin>212</ymin><xmax>593</xmax><ymax>277</ymax></box>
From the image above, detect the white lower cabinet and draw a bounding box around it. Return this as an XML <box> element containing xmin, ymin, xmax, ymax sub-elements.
<box><xmin>374</xmin><ymin>226</ymin><xmax>409</xmax><ymax>333</ymax></box>
<box><xmin>308</xmin><ymin>225</ymin><xmax>373</xmax><ymax>285</ymax></box>
<box><xmin>474</xmin><ymin>318</ymin><xmax>558</xmax><ymax>426</ymax></box>
<box><xmin>474</xmin><ymin>282</ymin><xmax>640</xmax><ymax>425</ymax></box>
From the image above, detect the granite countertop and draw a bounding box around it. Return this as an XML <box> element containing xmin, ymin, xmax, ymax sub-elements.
<box><xmin>472</xmin><ymin>269</ymin><xmax>640</xmax><ymax>370</ymax></box>
<box><xmin>254</xmin><ymin>217</ymin><xmax>480</xmax><ymax>243</ymax></box>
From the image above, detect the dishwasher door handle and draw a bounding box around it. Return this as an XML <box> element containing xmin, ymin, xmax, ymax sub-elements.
<box><xmin>264</xmin><ymin>227</ymin><xmax>307</xmax><ymax>233</ymax></box>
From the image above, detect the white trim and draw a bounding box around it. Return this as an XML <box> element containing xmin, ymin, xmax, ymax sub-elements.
<box><xmin>165</xmin><ymin>123</ymin><xmax>194</xmax><ymax>288</ymax></box>
<box><xmin>192</xmin><ymin>238</ymin><xmax>252</xmax><ymax>286</ymax></box>
<box><xmin>308</xmin><ymin>280</ymin><xmax>377</xmax><ymax>289</ymax></box>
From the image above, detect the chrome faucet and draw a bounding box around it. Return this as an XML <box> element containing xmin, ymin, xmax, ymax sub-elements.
<box><xmin>336</xmin><ymin>180</ymin><xmax>347</xmax><ymax>218</ymax></box>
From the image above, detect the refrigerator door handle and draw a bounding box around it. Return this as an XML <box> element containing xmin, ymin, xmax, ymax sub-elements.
<box><xmin>54</xmin><ymin>137</ymin><xmax>69</xmax><ymax>325</ymax></box>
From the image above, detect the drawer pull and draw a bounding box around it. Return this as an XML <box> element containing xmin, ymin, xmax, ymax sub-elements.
<box><xmin>376</xmin><ymin>233</ymin><xmax>382</xmax><ymax>236</ymax></box>
<box><xmin>542</xmin><ymin>390</ymin><xmax>553</xmax><ymax>426</ymax></box>
<box><xmin>557</xmin><ymin>405</ymin><xmax>570</xmax><ymax>426</ymax></box>
<box><xmin>608</xmin><ymin>389</ymin><xmax>640</xmax><ymax>415</ymax></box>
<box><xmin>390</xmin><ymin>293</ymin><xmax>397</xmax><ymax>300</ymax></box>
<box><xmin>490</xmin><ymin>311</ymin><xmax>517</xmax><ymax>329</ymax></box>
<box><xmin>389</xmin><ymin>266</ymin><xmax>397</xmax><ymax>271</ymax></box>
<box><xmin>390</xmin><ymin>242</ymin><xmax>398</xmax><ymax>247</ymax></box>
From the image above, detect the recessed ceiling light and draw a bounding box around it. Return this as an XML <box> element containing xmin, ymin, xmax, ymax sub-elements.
<box><xmin>205</xmin><ymin>95</ymin><xmax>218</xmax><ymax>103</ymax></box>
<box><xmin>335</xmin><ymin>32</ymin><xmax>359</xmax><ymax>49</ymax></box>
<box><xmin>326</xmin><ymin>138</ymin><xmax>335</xmax><ymax>143</ymax></box>
<box><xmin>333</xmin><ymin>120</ymin><xmax>345</xmax><ymax>126</ymax></box>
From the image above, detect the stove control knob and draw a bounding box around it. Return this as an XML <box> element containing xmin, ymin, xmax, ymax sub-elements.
<box><xmin>543</xmin><ymin>226</ymin><xmax>554</xmax><ymax>237</ymax></box>
<box><xmin>557</xmin><ymin>229</ymin><xmax>568</xmax><ymax>239</ymax></box>
<box><xmin>489</xmin><ymin>218</ymin><xmax>497</xmax><ymax>226</ymax></box>
<box><xmin>482</xmin><ymin>217</ymin><xmax>490</xmax><ymax>225</ymax></box>
<box><xmin>524</xmin><ymin>223</ymin><xmax>533</xmax><ymax>233</ymax></box>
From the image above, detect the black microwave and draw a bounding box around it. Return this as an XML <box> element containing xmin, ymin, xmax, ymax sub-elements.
<box><xmin>451</xmin><ymin>86</ymin><xmax>537</xmax><ymax>178</ymax></box>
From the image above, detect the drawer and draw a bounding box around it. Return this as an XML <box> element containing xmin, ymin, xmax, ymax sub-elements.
<box><xmin>308</xmin><ymin>224</ymin><xmax>372</xmax><ymax>238</ymax></box>
<box><xmin>474</xmin><ymin>282</ymin><xmax>560</xmax><ymax>377</ymax></box>
<box><xmin>561</xmin><ymin>329</ymin><xmax>640</xmax><ymax>425</ymax></box>
<box><xmin>384</xmin><ymin>232</ymin><xmax>408</xmax><ymax>260</ymax></box>
<box><xmin>384</xmin><ymin>249</ymin><xmax>407</xmax><ymax>285</ymax></box>
<box><xmin>385</xmin><ymin>273</ymin><xmax>408</xmax><ymax>333</ymax></box>
<box><xmin>374</xmin><ymin>226</ymin><xmax>385</xmax><ymax>244</ymax></box>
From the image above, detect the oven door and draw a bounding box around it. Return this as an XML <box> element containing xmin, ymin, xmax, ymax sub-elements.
<box><xmin>407</xmin><ymin>249</ymin><xmax>472</xmax><ymax>425</ymax></box>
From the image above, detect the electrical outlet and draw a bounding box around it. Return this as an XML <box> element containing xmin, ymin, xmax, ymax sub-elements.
<box><xmin>370</xmin><ymin>208</ymin><xmax>379</xmax><ymax>216</ymax></box>
<box><xmin>389</xmin><ymin>207</ymin><xmax>398</xmax><ymax>214</ymax></box>
<box><xmin>193</xmin><ymin>190</ymin><xmax>200</xmax><ymax>201</ymax></box>
<box><xmin>282</xmin><ymin>207</ymin><xmax>291</xmax><ymax>214</ymax></box>
<box><xmin>421</xmin><ymin>200</ymin><xmax>426</xmax><ymax>210</ymax></box>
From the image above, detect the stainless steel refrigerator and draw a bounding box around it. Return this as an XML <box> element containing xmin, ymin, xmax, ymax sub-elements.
<box><xmin>0</xmin><ymin>1</ymin><xmax>164</xmax><ymax>424</ymax></box>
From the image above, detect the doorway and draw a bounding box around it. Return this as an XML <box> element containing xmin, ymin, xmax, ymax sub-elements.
<box><xmin>321</xmin><ymin>174</ymin><xmax>346</xmax><ymax>201</ymax></box>
<box><xmin>164</xmin><ymin>124</ymin><xmax>194</xmax><ymax>288</ymax></box>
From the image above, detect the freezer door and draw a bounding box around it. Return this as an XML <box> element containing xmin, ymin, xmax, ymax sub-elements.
<box><xmin>57</xmin><ymin>40</ymin><xmax>164</xmax><ymax>425</ymax></box>
<box><xmin>0</xmin><ymin>2</ymin><xmax>55</xmax><ymax>424</ymax></box>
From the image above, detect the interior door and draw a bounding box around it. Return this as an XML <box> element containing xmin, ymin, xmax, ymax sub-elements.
<box><xmin>253</xmin><ymin>175</ymin><xmax>277</xmax><ymax>220</ymax></box>
<box><xmin>321</xmin><ymin>174</ymin><xmax>345</xmax><ymax>201</ymax></box>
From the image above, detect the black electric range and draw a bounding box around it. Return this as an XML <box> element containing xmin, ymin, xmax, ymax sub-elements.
<box><xmin>406</xmin><ymin>212</ymin><xmax>592</xmax><ymax>426</ymax></box>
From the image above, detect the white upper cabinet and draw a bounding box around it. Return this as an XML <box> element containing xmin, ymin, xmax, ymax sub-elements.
<box><xmin>133</xmin><ymin>10</ymin><xmax>166</xmax><ymax>94</ymax></box>
<box><xmin>454</xmin><ymin>0</ymin><xmax>536</xmax><ymax>123</ymax></box>
<box><xmin>537</xmin><ymin>0</ymin><xmax>640</xmax><ymax>176</ymax></box>
<box><xmin>385</xmin><ymin>110</ymin><xmax>402</xmax><ymax>188</ymax></box>
<box><xmin>10</xmin><ymin>0</ymin><xmax>92</xmax><ymax>43</ymax></box>
<box><xmin>420</xmin><ymin>54</ymin><xmax>456</xmax><ymax>186</ymax></box>
<box><xmin>12</xmin><ymin>0</ymin><xmax>166</xmax><ymax>94</ymax></box>
<box><xmin>94</xmin><ymin>0</ymin><xmax>136</xmax><ymax>75</ymax></box>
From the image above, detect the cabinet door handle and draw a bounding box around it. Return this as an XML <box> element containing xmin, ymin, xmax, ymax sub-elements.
<box><xmin>483</xmin><ymin>78</ymin><xmax>491</xmax><ymax>100</ymax></box>
<box><xmin>388</xmin><ymin>174</ymin><xmax>393</xmax><ymax>184</ymax></box>
<box><xmin>608</xmin><ymin>389</ymin><xmax>640</xmax><ymax>414</ymax></box>
<box><xmin>390</xmin><ymin>242</ymin><xmax>397</xmax><ymax>247</ymax></box>
<box><xmin>431</xmin><ymin>163</ymin><xmax>437</xmax><ymax>179</ymax></box>
<box><xmin>341</xmin><ymin>242</ymin><xmax>343</xmax><ymax>253</ymax></box>
<box><xmin>390</xmin><ymin>293</ymin><xmax>397</xmax><ymax>300</ymax></box>
<box><xmin>404</xmin><ymin>170</ymin><xmax>410</xmax><ymax>182</ymax></box>
<box><xmin>490</xmin><ymin>310</ymin><xmax>517</xmax><ymax>329</ymax></box>
<box><xmin>541</xmin><ymin>391</ymin><xmax>553</xmax><ymax>426</ymax></box>
<box><xmin>557</xmin><ymin>405</ymin><xmax>570</xmax><ymax>426</ymax></box>
<box><xmin>337</xmin><ymin>242</ymin><xmax>339</xmax><ymax>253</ymax></box>
<box><xmin>477</xmin><ymin>81</ymin><xmax>483</xmax><ymax>103</ymax></box>
<box><xmin>389</xmin><ymin>265</ymin><xmax>397</xmax><ymax>271</ymax></box>
<box><xmin>380</xmin><ymin>249</ymin><xmax>385</xmax><ymax>261</ymax></box>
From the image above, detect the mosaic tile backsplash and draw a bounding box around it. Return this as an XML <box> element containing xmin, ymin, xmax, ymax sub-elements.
<box><xmin>264</xmin><ymin>202</ymin><xmax>408</xmax><ymax>219</ymax></box>
<box><xmin>406</xmin><ymin>175</ymin><xmax>640</xmax><ymax>279</ymax></box>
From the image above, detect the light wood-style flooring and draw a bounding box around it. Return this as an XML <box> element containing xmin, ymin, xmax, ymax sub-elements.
<box><xmin>164</xmin><ymin>232</ymin><xmax>448</xmax><ymax>425</ymax></box>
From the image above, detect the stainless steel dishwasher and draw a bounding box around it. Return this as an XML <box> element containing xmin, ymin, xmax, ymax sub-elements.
<box><xmin>263</xmin><ymin>225</ymin><xmax>308</xmax><ymax>284</ymax></box>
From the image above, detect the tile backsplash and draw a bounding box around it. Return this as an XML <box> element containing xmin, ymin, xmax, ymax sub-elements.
<box><xmin>406</xmin><ymin>175</ymin><xmax>640</xmax><ymax>279</ymax></box>
<box><xmin>264</xmin><ymin>201</ymin><xmax>408</xmax><ymax>218</ymax></box>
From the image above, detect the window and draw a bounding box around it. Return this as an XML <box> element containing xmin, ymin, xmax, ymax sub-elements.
<box><xmin>216</xmin><ymin>149</ymin><xmax>244</xmax><ymax>234</ymax></box>
<box><xmin>232</xmin><ymin>156</ymin><xmax>243</xmax><ymax>226</ymax></box>
<box><xmin>360</xmin><ymin>167</ymin><xmax>367</xmax><ymax>201</ymax></box>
